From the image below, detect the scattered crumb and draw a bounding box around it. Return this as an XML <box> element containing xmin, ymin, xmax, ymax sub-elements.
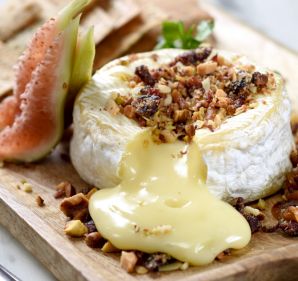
<box><xmin>54</xmin><ymin>181</ymin><xmax>75</xmax><ymax>199</ymax></box>
<box><xmin>36</xmin><ymin>195</ymin><xmax>45</xmax><ymax>207</ymax></box>
<box><xmin>101</xmin><ymin>241</ymin><xmax>119</xmax><ymax>253</ymax></box>
<box><xmin>120</xmin><ymin>251</ymin><xmax>138</xmax><ymax>273</ymax></box>
<box><xmin>64</xmin><ymin>220</ymin><xmax>88</xmax><ymax>237</ymax></box>
<box><xmin>135</xmin><ymin>266</ymin><xmax>148</xmax><ymax>275</ymax></box>
<box><xmin>23</xmin><ymin>182</ymin><xmax>33</xmax><ymax>193</ymax></box>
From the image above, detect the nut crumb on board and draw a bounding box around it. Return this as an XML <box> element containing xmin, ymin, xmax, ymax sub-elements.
<box><xmin>54</xmin><ymin>181</ymin><xmax>76</xmax><ymax>199</ymax></box>
<box><xmin>60</xmin><ymin>193</ymin><xmax>89</xmax><ymax>221</ymax></box>
<box><xmin>101</xmin><ymin>241</ymin><xmax>119</xmax><ymax>253</ymax></box>
<box><xmin>120</xmin><ymin>251</ymin><xmax>138</xmax><ymax>273</ymax></box>
<box><xmin>36</xmin><ymin>195</ymin><xmax>45</xmax><ymax>207</ymax></box>
<box><xmin>85</xmin><ymin>232</ymin><xmax>103</xmax><ymax>248</ymax></box>
<box><xmin>64</xmin><ymin>220</ymin><xmax>88</xmax><ymax>237</ymax></box>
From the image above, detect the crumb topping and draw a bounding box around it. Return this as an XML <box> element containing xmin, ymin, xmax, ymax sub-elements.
<box><xmin>108</xmin><ymin>47</ymin><xmax>275</xmax><ymax>143</ymax></box>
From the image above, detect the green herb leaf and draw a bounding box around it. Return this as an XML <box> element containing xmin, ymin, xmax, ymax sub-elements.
<box><xmin>155</xmin><ymin>20</ymin><xmax>214</xmax><ymax>50</ymax></box>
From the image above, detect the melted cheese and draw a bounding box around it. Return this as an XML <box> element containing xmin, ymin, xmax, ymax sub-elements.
<box><xmin>89</xmin><ymin>130</ymin><xmax>251</xmax><ymax>265</ymax></box>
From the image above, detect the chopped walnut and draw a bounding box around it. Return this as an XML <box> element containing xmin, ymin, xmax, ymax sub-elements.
<box><xmin>174</xmin><ymin>109</ymin><xmax>190</xmax><ymax>122</ymax></box>
<box><xmin>123</xmin><ymin>105</ymin><xmax>136</xmax><ymax>119</ymax></box>
<box><xmin>196</xmin><ymin>61</ymin><xmax>217</xmax><ymax>75</ymax></box>
<box><xmin>60</xmin><ymin>193</ymin><xmax>89</xmax><ymax>221</ymax></box>
<box><xmin>120</xmin><ymin>251</ymin><xmax>138</xmax><ymax>273</ymax></box>
<box><xmin>252</xmin><ymin>72</ymin><xmax>268</xmax><ymax>87</ymax></box>
<box><xmin>54</xmin><ymin>181</ymin><xmax>76</xmax><ymax>199</ymax></box>
<box><xmin>282</xmin><ymin>206</ymin><xmax>298</xmax><ymax>222</ymax></box>
<box><xmin>85</xmin><ymin>232</ymin><xmax>103</xmax><ymax>248</ymax></box>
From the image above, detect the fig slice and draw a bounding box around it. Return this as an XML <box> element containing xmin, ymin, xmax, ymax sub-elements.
<box><xmin>0</xmin><ymin>0</ymin><xmax>93</xmax><ymax>162</ymax></box>
<box><xmin>65</xmin><ymin>26</ymin><xmax>95</xmax><ymax>126</ymax></box>
<box><xmin>70</xmin><ymin>26</ymin><xmax>95</xmax><ymax>95</ymax></box>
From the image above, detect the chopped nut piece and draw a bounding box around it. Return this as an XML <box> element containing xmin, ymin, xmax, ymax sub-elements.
<box><xmin>159</xmin><ymin>130</ymin><xmax>177</xmax><ymax>143</ymax></box>
<box><xmin>252</xmin><ymin>72</ymin><xmax>268</xmax><ymax>87</ymax></box>
<box><xmin>244</xmin><ymin>206</ymin><xmax>261</xmax><ymax>217</ymax></box>
<box><xmin>120</xmin><ymin>251</ymin><xmax>138</xmax><ymax>273</ymax></box>
<box><xmin>101</xmin><ymin>241</ymin><xmax>119</xmax><ymax>253</ymax></box>
<box><xmin>196</xmin><ymin>61</ymin><xmax>217</xmax><ymax>75</ymax></box>
<box><xmin>135</xmin><ymin>65</ymin><xmax>156</xmax><ymax>86</ymax></box>
<box><xmin>282</xmin><ymin>206</ymin><xmax>298</xmax><ymax>222</ymax></box>
<box><xmin>85</xmin><ymin>232</ymin><xmax>103</xmax><ymax>248</ymax></box>
<box><xmin>135</xmin><ymin>266</ymin><xmax>148</xmax><ymax>274</ymax></box>
<box><xmin>123</xmin><ymin>105</ymin><xmax>136</xmax><ymax>119</ymax></box>
<box><xmin>60</xmin><ymin>193</ymin><xmax>89</xmax><ymax>221</ymax></box>
<box><xmin>36</xmin><ymin>195</ymin><xmax>45</xmax><ymax>207</ymax></box>
<box><xmin>64</xmin><ymin>220</ymin><xmax>88</xmax><ymax>237</ymax></box>
<box><xmin>23</xmin><ymin>182</ymin><xmax>33</xmax><ymax>193</ymax></box>
<box><xmin>157</xmin><ymin>84</ymin><xmax>171</xmax><ymax>94</ymax></box>
<box><xmin>54</xmin><ymin>181</ymin><xmax>76</xmax><ymax>199</ymax></box>
<box><xmin>174</xmin><ymin>109</ymin><xmax>190</xmax><ymax>122</ymax></box>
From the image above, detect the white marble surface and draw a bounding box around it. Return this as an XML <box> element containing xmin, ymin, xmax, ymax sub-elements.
<box><xmin>0</xmin><ymin>0</ymin><xmax>297</xmax><ymax>280</ymax></box>
<box><xmin>0</xmin><ymin>225</ymin><xmax>55</xmax><ymax>280</ymax></box>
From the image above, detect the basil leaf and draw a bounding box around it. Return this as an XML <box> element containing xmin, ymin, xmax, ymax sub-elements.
<box><xmin>155</xmin><ymin>20</ymin><xmax>214</xmax><ymax>50</ymax></box>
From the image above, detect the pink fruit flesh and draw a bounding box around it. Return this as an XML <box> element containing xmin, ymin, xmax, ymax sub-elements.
<box><xmin>0</xmin><ymin>19</ymin><xmax>57</xmax><ymax>130</ymax></box>
<box><xmin>0</xmin><ymin>33</ymin><xmax>64</xmax><ymax>160</ymax></box>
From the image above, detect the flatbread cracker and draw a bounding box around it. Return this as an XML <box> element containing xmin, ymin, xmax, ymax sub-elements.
<box><xmin>0</xmin><ymin>44</ymin><xmax>19</xmax><ymax>97</ymax></box>
<box><xmin>0</xmin><ymin>0</ymin><xmax>41</xmax><ymax>41</ymax></box>
<box><xmin>81</xmin><ymin>0</ymin><xmax>140</xmax><ymax>45</ymax></box>
<box><xmin>94</xmin><ymin>2</ymin><xmax>166</xmax><ymax>69</ymax></box>
<box><xmin>81</xmin><ymin>7</ymin><xmax>114</xmax><ymax>44</ymax></box>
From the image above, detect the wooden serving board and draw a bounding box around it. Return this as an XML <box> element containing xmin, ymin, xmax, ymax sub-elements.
<box><xmin>1</xmin><ymin>1</ymin><xmax>298</xmax><ymax>281</ymax></box>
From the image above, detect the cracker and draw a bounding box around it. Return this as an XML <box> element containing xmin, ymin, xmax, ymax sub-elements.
<box><xmin>0</xmin><ymin>0</ymin><xmax>41</xmax><ymax>41</ymax></box>
<box><xmin>0</xmin><ymin>44</ymin><xmax>19</xmax><ymax>97</ymax></box>
<box><xmin>81</xmin><ymin>7</ymin><xmax>114</xmax><ymax>45</ymax></box>
<box><xmin>94</xmin><ymin>2</ymin><xmax>166</xmax><ymax>69</ymax></box>
<box><xmin>81</xmin><ymin>0</ymin><xmax>140</xmax><ymax>45</ymax></box>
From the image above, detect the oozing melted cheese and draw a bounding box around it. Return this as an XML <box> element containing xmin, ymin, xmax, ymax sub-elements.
<box><xmin>89</xmin><ymin>130</ymin><xmax>251</xmax><ymax>265</ymax></box>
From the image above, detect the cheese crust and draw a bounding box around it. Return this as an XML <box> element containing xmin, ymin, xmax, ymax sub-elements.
<box><xmin>70</xmin><ymin>49</ymin><xmax>293</xmax><ymax>202</ymax></box>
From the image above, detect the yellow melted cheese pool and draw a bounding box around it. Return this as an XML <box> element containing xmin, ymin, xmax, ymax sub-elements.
<box><xmin>89</xmin><ymin>131</ymin><xmax>251</xmax><ymax>265</ymax></box>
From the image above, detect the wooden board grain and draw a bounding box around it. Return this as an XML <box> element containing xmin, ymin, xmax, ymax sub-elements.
<box><xmin>1</xmin><ymin>1</ymin><xmax>298</xmax><ymax>281</ymax></box>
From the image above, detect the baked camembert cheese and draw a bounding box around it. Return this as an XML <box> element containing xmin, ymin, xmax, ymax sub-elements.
<box><xmin>70</xmin><ymin>48</ymin><xmax>293</xmax><ymax>265</ymax></box>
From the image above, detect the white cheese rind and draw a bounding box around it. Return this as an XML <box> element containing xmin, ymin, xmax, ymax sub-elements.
<box><xmin>71</xmin><ymin>49</ymin><xmax>293</xmax><ymax>201</ymax></box>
